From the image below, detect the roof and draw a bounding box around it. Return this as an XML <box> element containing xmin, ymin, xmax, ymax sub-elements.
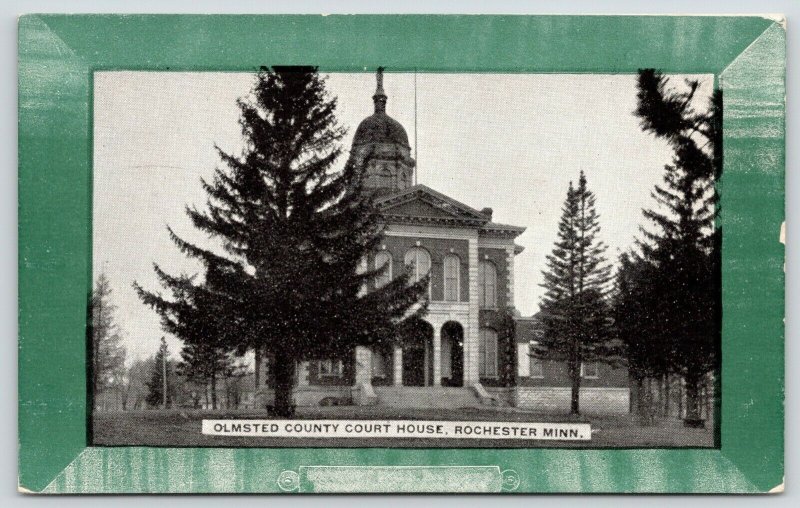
<box><xmin>375</xmin><ymin>184</ymin><xmax>526</xmax><ymax>238</ymax></box>
<box><xmin>352</xmin><ymin>112</ymin><xmax>410</xmax><ymax>148</ymax></box>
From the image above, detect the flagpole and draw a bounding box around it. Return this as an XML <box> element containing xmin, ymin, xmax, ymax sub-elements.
<box><xmin>414</xmin><ymin>67</ymin><xmax>418</xmax><ymax>185</ymax></box>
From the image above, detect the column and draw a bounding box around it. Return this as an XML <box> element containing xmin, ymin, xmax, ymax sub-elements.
<box><xmin>506</xmin><ymin>246</ymin><xmax>515</xmax><ymax>309</ymax></box>
<box><xmin>297</xmin><ymin>361</ymin><xmax>310</xmax><ymax>387</ymax></box>
<box><xmin>353</xmin><ymin>346</ymin><xmax>372</xmax><ymax>387</ymax></box>
<box><xmin>393</xmin><ymin>346</ymin><xmax>403</xmax><ymax>386</ymax></box>
<box><xmin>432</xmin><ymin>326</ymin><xmax>442</xmax><ymax>386</ymax></box>
<box><xmin>466</xmin><ymin>237</ymin><xmax>481</xmax><ymax>385</ymax></box>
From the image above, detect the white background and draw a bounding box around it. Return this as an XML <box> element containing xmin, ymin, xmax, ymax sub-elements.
<box><xmin>92</xmin><ymin>71</ymin><xmax>710</xmax><ymax>362</ymax></box>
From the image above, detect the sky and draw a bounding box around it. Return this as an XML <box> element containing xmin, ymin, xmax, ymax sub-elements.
<box><xmin>93</xmin><ymin>71</ymin><xmax>713</xmax><ymax>363</ymax></box>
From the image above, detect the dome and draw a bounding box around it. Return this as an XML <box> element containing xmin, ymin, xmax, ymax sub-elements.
<box><xmin>352</xmin><ymin>112</ymin><xmax>410</xmax><ymax>148</ymax></box>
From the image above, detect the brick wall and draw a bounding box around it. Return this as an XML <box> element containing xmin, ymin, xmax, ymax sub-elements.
<box><xmin>518</xmin><ymin>358</ymin><xmax>629</xmax><ymax>388</ymax></box>
<box><xmin>477</xmin><ymin>247</ymin><xmax>509</xmax><ymax>309</ymax></box>
<box><xmin>378</xmin><ymin>236</ymin><xmax>469</xmax><ymax>301</ymax></box>
<box><xmin>255</xmin><ymin>386</ymin><xmax>353</xmax><ymax>407</ymax></box>
<box><xmin>515</xmin><ymin>387</ymin><xmax>630</xmax><ymax>414</ymax></box>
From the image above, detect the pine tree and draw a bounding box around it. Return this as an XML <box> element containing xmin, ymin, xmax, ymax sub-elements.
<box><xmin>146</xmin><ymin>338</ymin><xmax>172</xmax><ymax>408</ymax></box>
<box><xmin>138</xmin><ymin>268</ymin><xmax>236</xmax><ymax>411</ymax></box>
<box><xmin>633</xmin><ymin>69</ymin><xmax>721</xmax><ymax>426</ymax></box>
<box><xmin>89</xmin><ymin>272</ymin><xmax>127</xmax><ymax>410</ymax></box>
<box><xmin>177</xmin><ymin>341</ymin><xmax>235</xmax><ymax>411</ymax></box>
<box><xmin>537</xmin><ymin>171</ymin><xmax>616</xmax><ymax>415</ymax></box>
<box><xmin>612</xmin><ymin>252</ymin><xmax>668</xmax><ymax>421</ymax></box>
<box><xmin>135</xmin><ymin>67</ymin><xmax>427</xmax><ymax>417</ymax></box>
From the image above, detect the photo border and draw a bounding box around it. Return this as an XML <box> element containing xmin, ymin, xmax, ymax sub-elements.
<box><xmin>18</xmin><ymin>14</ymin><xmax>785</xmax><ymax>493</ymax></box>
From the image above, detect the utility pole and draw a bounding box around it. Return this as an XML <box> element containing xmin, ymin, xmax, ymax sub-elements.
<box><xmin>160</xmin><ymin>337</ymin><xmax>168</xmax><ymax>409</ymax></box>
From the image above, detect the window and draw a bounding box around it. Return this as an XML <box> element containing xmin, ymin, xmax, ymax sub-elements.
<box><xmin>528</xmin><ymin>340</ymin><xmax>544</xmax><ymax>378</ymax></box>
<box><xmin>375</xmin><ymin>251</ymin><xmax>392</xmax><ymax>288</ymax></box>
<box><xmin>529</xmin><ymin>357</ymin><xmax>544</xmax><ymax>378</ymax></box>
<box><xmin>371</xmin><ymin>349</ymin><xmax>388</xmax><ymax>378</ymax></box>
<box><xmin>443</xmin><ymin>254</ymin><xmax>460</xmax><ymax>301</ymax></box>
<box><xmin>478</xmin><ymin>260</ymin><xmax>497</xmax><ymax>308</ymax></box>
<box><xmin>580</xmin><ymin>362</ymin><xmax>599</xmax><ymax>379</ymax></box>
<box><xmin>318</xmin><ymin>359</ymin><xmax>344</xmax><ymax>378</ymax></box>
<box><xmin>404</xmin><ymin>247</ymin><xmax>431</xmax><ymax>287</ymax></box>
<box><xmin>357</xmin><ymin>256</ymin><xmax>368</xmax><ymax>296</ymax></box>
<box><xmin>479</xmin><ymin>328</ymin><xmax>499</xmax><ymax>378</ymax></box>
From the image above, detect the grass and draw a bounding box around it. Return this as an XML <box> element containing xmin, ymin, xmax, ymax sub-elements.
<box><xmin>92</xmin><ymin>407</ymin><xmax>715</xmax><ymax>448</ymax></box>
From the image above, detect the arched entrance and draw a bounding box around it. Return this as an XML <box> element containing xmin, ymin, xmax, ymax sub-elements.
<box><xmin>400</xmin><ymin>318</ymin><xmax>433</xmax><ymax>387</ymax></box>
<box><xmin>441</xmin><ymin>321</ymin><xmax>464</xmax><ymax>387</ymax></box>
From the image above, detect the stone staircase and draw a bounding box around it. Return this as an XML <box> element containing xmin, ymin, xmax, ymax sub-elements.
<box><xmin>373</xmin><ymin>386</ymin><xmax>486</xmax><ymax>409</ymax></box>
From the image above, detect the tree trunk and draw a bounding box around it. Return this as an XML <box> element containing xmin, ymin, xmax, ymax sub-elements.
<box><xmin>629</xmin><ymin>376</ymin><xmax>641</xmax><ymax>414</ymax></box>
<box><xmin>224</xmin><ymin>375</ymin><xmax>230</xmax><ymax>409</ymax></box>
<box><xmin>210</xmin><ymin>372</ymin><xmax>218</xmax><ymax>410</ymax></box>
<box><xmin>273</xmin><ymin>350</ymin><xmax>296</xmax><ymax>417</ymax></box>
<box><xmin>683</xmin><ymin>374</ymin><xmax>704</xmax><ymax>427</ymax></box>
<box><xmin>656</xmin><ymin>374</ymin><xmax>663</xmax><ymax>416</ymax></box>
<box><xmin>254</xmin><ymin>346</ymin><xmax>262</xmax><ymax>390</ymax></box>
<box><xmin>663</xmin><ymin>374</ymin><xmax>671</xmax><ymax>417</ymax></box>
<box><xmin>568</xmin><ymin>352</ymin><xmax>580</xmax><ymax>415</ymax></box>
<box><xmin>677</xmin><ymin>376</ymin><xmax>684</xmax><ymax>419</ymax></box>
<box><xmin>639</xmin><ymin>377</ymin><xmax>656</xmax><ymax>426</ymax></box>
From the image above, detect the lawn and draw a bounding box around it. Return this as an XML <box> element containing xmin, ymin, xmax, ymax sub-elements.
<box><xmin>92</xmin><ymin>407</ymin><xmax>715</xmax><ymax>448</ymax></box>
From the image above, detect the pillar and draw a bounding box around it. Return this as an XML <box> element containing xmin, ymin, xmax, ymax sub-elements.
<box><xmin>297</xmin><ymin>361</ymin><xmax>310</xmax><ymax>387</ymax></box>
<box><xmin>353</xmin><ymin>346</ymin><xmax>373</xmax><ymax>387</ymax></box>
<box><xmin>393</xmin><ymin>346</ymin><xmax>403</xmax><ymax>386</ymax></box>
<box><xmin>466</xmin><ymin>237</ymin><xmax>481</xmax><ymax>385</ymax></box>
<box><xmin>432</xmin><ymin>326</ymin><xmax>442</xmax><ymax>386</ymax></box>
<box><xmin>353</xmin><ymin>346</ymin><xmax>378</xmax><ymax>406</ymax></box>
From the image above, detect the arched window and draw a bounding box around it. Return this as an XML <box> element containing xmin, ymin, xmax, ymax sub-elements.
<box><xmin>443</xmin><ymin>254</ymin><xmax>460</xmax><ymax>301</ymax></box>
<box><xmin>374</xmin><ymin>251</ymin><xmax>392</xmax><ymax>288</ymax></box>
<box><xmin>404</xmin><ymin>247</ymin><xmax>431</xmax><ymax>284</ymax></box>
<box><xmin>479</xmin><ymin>328</ymin><xmax>499</xmax><ymax>378</ymax></box>
<box><xmin>356</xmin><ymin>256</ymin><xmax>368</xmax><ymax>296</ymax></box>
<box><xmin>478</xmin><ymin>260</ymin><xmax>497</xmax><ymax>308</ymax></box>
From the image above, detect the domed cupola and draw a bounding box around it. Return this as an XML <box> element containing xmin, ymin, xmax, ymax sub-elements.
<box><xmin>351</xmin><ymin>68</ymin><xmax>416</xmax><ymax>194</ymax></box>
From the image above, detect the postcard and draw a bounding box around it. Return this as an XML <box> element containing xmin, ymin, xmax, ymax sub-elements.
<box><xmin>18</xmin><ymin>14</ymin><xmax>785</xmax><ymax>493</ymax></box>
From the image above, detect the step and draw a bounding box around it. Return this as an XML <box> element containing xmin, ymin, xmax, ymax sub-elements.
<box><xmin>373</xmin><ymin>386</ymin><xmax>484</xmax><ymax>409</ymax></box>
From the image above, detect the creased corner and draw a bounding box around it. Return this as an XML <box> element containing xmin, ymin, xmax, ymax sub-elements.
<box><xmin>17</xmin><ymin>479</ymin><xmax>40</xmax><ymax>495</ymax></box>
<box><xmin>762</xmin><ymin>14</ymin><xmax>786</xmax><ymax>31</ymax></box>
<box><xmin>768</xmin><ymin>480</ymin><xmax>784</xmax><ymax>494</ymax></box>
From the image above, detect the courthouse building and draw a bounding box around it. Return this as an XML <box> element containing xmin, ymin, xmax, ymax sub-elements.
<box><xmin>255</xmin><ymin>70</ymin><xmax>629</xmax><ymax>413</ymax></box>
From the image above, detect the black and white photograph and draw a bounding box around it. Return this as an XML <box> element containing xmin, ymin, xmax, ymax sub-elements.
<box><xmin>89</xmin><ymin>67</ymin><xmax>720</xmax><ymax>449</ymax></box>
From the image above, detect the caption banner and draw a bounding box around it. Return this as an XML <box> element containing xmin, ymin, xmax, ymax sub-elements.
<box><xmin>202</xmin><ymin>419</ymin><xmax>591</xmax><ymax>440</ymax></box>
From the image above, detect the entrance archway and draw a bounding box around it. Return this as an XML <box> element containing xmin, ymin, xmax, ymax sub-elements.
<box><xmin>400</xmin><ymin>318</ymin><xmax>433</xmax><ymax>387</ymax></box>
<box><xmin>441</xmin><ymin>321</ymin><xmax>464</xmax><ymax>387</ymax></box>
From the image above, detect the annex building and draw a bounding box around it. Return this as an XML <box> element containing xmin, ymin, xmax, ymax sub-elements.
<box><xmin>255</xmin><ymin>70</ymin><xmax>629</xmax><ymax>414</ymax></box>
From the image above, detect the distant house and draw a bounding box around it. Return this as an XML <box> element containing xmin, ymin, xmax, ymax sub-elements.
<box><xmin>251</xmin><ymin>69</ymin><xmax>629</xmax><ymax>413</ymax></box>
<box><xmin>514</xmin><ymin>314</ymin><xmax>630</xmax><ymax>414</ymax></box>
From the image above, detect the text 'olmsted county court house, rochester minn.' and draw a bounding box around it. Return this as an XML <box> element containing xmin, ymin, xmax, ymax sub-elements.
<box><xmin>253</xmin><ymin>70</ymin><xmax>629</xmax><ymax>413</ymax></box>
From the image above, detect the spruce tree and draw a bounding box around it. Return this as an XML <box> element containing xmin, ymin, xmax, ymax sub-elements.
<box><xmin>89</xmin><ymin>272</ymin><xmax>127</xmax><ymax>410</ymax></box>
<box><xmin>138</xmin><ymin>268</ymin><xmax>236</xmax><ymax>411</ymax></box>
<box><xmin>537</xmin><ymin>171</ymin><xmax>616</xmax><ymax>415</ymax></box>
<box><xmin>633</xmin><ymin>69</ymin><xmax>721</xmax><ymax>426</ymax></box>
<box><xmin>135</xmin><ymin>67</ymin><xmax>427</xmax><ymax>417</ymax></box>
<box><xmin>146</xmin><ymin>337</ymin><xmax>172</xmax><ymax>408</ymax></box>
<box><xmin>612</xmin><ymin>252</ymin><xmax>668</xmax><ymax>421</ymax></box>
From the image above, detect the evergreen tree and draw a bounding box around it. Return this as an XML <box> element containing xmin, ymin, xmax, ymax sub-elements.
<box><xmin>537</xmin><ymin>171</ymin><xmax>617</xmax><ymax>415</ymax></box>
<box><xmin>138</xmin><ymin>268</ymin><xmax>236</xmax><ymax>411</ymax></box>
<box><xmin>89</xmin><ymin>272</ymin><xmax>127</xmax><ymax>410</ymax></box>
<box><xmin>135</xmin><ymin>67</ymin><xmax>427</xmax><ymax>417</ymax></box>
<box><xmin>632</xmin><ymin>69</ymin><xmax>721</xmax><ymax>426</ymax></box>
<box><xmin>612</xmin><ymin>252</ymin><xmax>668</xmax><ymax>421</ymax></box>
<box><xmin>146</xmin><ymin>338</ymin><xmax>172</xmax><ymax>408</ymax></box>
